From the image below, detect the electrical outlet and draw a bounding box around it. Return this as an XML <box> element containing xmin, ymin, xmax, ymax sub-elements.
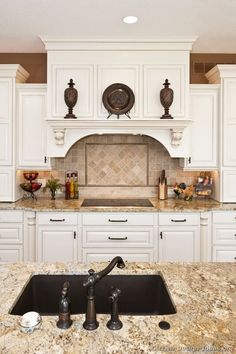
<box><xmin>38</xmin><ymin>178</ymin><xmax>46</xmax><ymax>188</ymax></box>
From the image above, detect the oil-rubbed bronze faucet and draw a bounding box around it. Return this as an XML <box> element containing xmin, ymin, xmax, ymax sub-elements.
<box><xmin>83</xmin><ymin>256</ymin><xmax>125</xmax><ymax>330</ymax></box>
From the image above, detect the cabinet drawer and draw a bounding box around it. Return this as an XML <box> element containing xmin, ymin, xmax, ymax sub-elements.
<box><xmin>83</xmin><ymin>227</ymin><xmax>153</xmax><ymax>248</ymax></box>
<box><xmin>213</xmin><ymin>227</ymin><xmax>236</xmax><ymax>244</ymax></box>
<box><xmin>0</xmin><ymin>225</ymin><xmax>23</xmax><ymax>243</ymax></box>
<box><xmin>212</xmin><ymin>212</ymin><xmax>236</xmax><ymax>224</ymax></box>
<box><xmin>37</xmin><ymin>212</ymin><xmax>77</xmax><ymax>225</ymax></box>
<box><xmin>82</xmin><ymin>249</ymin><xmax>154</xmax><ymax>263</ymax></box>
<box><xmin>0</xmin><ymin>245</ymin><xmax>23</xmax><ymax>262</ymax></box>
<box><xmin>213</xmin><ymin>247</ymin><xmax>236</xmax><ymax>262</ymax></box>
<box><xmin>159</xmin><ymin>213</ymin><xmax>199</xmax><ymax>226</ymax></box>
<box><xmin>82</xmin><ymin>213</ymin><xmax>154</xmax><ymax>226</ymax></box>
<box><xmin>0</xmin><ymin>210</ymin><xmax>23</xmax><ymax>223</ymax></box>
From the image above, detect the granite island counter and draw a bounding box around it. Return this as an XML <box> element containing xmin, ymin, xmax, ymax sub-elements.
<box><xmin>0</xmin><ymin>262</ymin><xmax>235</xmax><ymax>354</ymax></box>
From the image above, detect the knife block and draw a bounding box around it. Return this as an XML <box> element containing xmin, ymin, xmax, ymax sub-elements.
<box><xmin>158</xmin><ymin>182</ymin><xmax>168</xmax><ymax>200</ymax></box>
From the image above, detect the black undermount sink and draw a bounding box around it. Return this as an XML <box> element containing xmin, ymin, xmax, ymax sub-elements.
<box><xmin>10</xmin><ymin>274</ymin><xmax>176</xmax><ymax>316</ymax></box>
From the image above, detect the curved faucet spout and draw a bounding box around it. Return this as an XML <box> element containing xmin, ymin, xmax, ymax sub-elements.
<box><xmin>97</xmin><ymin>256</ymin><xmax>125</xmax><ymax>280</ymax></box>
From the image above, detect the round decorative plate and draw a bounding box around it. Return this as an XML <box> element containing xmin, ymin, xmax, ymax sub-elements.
<box><xmin>102</xmin><ymin>83</ymin><xmax>135</xmax><ymax>117</ymax></box>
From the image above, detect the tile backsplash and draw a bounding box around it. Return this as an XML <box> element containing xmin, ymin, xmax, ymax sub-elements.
<box><xmin>37</xmin><ymin>134</ymin><xmax>201</xmax><ymax>198</ymax></box>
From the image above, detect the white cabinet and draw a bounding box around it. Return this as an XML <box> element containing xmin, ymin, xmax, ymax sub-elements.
<box><xmin>0</xmin><ymin>77</ymin><xmax>13</xmax><ymax>166</ymax></box>
<box><xmin>36</xmin><ymin>212</ymin><xmax>79</xmax><ymax>262</ymax></box>
<box><xmin>0</xmin><ymin>65</ymin><xmax>29</xmax><ymax>202</ymax></box>
<box><xmin>212</xmin><ymin>211</ymin><xmax>236</xmax><ymax>262</ymax></box>
<box><xmin>16</xmin><ymin>84</ymin><xmax>50</xmax><ymax>169</ymax></box>
<box><xmin>158</xmin><ymin>213</ymin><xmax>200</xmax><ymax>261</ymax></box>
<box><xmin>206</xmin><ymin>65</ymin><xmax>236</xmax><ymax>202</ymax></box>
<box><xmin>82</xmin><ymin>212</ymin><xmax>156</xmax><ymax>262</ymax></box>
<box><xmin>182</xmin><ymin>85</ymin><xmax>219</xmax><ymax>169</ymax></box>
<box><xmin>44</xmin><ymin>39</ymin><xmax>192</xmax><ymax>121</ymax></box>
<box><xmin>0</xmin><ymin>210</ymin><xmax>24</xmax><ymax>262</ymax></box>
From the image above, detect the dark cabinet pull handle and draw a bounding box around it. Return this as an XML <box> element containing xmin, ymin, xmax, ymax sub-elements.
<box><xmin>171</xmin><ymin>219</ymin><xmax>187</xmax><ymax>223</ymax></box>
<box><xmin>74</xmin><ymin>231</ymin><xmax>76</xmax><ymax>239</ymax></box>
<box><xmin>108</xmin><ymin>236</ymin><xmax>128</xmax><ymax>241</ymax></box>
<box><xmin>235</xmin><ymin>257</ymin><xmax>236</xmax><ymax>260</ymax></box>
<box><xmin>160</xmin><ymin>232</ymin><xmax>163</xmax><ymax>239</ymax></box>
<box><xmin>108</xmin><ymin>219</ymin><xmax>128</xmax><ymax>223</ymax></box>
<box><xmin>50</xmin><ymin>218</ymin><xmax>65</xmax><ymax>222</ymax></box>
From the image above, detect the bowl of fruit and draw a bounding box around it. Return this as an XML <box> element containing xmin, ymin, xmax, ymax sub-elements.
<box><xmin>23</xmin><ymin>172</ymin><xmax>39</xmax><ymax>181</ymax></box>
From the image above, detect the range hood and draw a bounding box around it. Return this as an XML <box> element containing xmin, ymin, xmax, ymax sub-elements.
<box><xmin>46</xmin><ymin>118</ymin><xmax>191</xmax><ymax>157</ymax></box>
<box><xmin>42</xmin><ymin>37</ymin><xmax>196</xmax><ymax>158</ymax></box>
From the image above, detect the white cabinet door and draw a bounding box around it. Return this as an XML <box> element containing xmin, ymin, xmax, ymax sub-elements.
<box><xmin>37</xmin><ymin>227</ymin><xmax>77</xmax><ymax>262</ymax></box>
<box><xmin>213</xmin><ymin>247</ymin><xmax>236</xmax><ymax>262</ymax></box>
<box><xmin>184</xmin><ymin>85</ymin><xmax>219</xmax><ymax>169</ymax></box>
<box><xmin>0</xmin><ymin>78</ymin><xmax>13</xmax><ymax>166</ymax></box>
<box><xmin>17</xmin><ymin>84</ymin><xmax>50</xmax><ymax>169</ymax></box>
<box><xmin>159</xmin><ymin>227</ymin><xmax>200</xmax><ymax>261</ymax></box>
<box><xmin>222</xmin><ymin>79</ymin><xmax>236</xmax><ymax>166</ymax></box>
<box><xmin>0</xmin><ymin>245</ymin><xmax>23</xmax><ymax>262</ymax></box>
<box><xmin>222</xmin><ymin>170</ymin><xmax>236</xmax><ymax>202</ymax></box>
<box><xmin>0</xmin><ymin>167</ymin><xmax>13</xmax><ymax>201</ymax></box>
<box><xmin>83</xmin><ymin>249</ymin><xmax>154</xmax><ymax>263</ymax></box>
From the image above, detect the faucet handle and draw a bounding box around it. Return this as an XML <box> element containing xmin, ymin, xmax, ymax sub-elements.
<box><xmin>109</xmin><ymin>288</ymin><xmax>121</xmax><ymax>303</ymax></box>
<box><xmin>88</xmin><ymin>268</ymin><xmax>95</xmax><ymax>275</ymax></box>
<box><xmin>83</xmin><ymin>269</ymin><xmax>99</xmax><ymax>287</ymax></box>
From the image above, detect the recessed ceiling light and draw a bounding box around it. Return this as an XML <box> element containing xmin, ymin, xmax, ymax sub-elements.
<box><xmin>123</xmin><ymin>16</ymin><xmax>138</xmax><ymax>24</ymax></box>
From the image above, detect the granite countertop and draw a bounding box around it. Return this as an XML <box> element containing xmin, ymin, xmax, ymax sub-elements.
<box><xmin>0</xmin><ymin>197</ymin><xmax>236</xmax><ymax>212</ymax></box>
<box><xmin>0</xmin><ymin>262</ymin><xmax>235</xmax><ymax>354</ymax></box>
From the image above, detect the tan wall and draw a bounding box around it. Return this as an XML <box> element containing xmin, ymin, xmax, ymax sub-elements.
<box><xmin>190</xmin><ymin>53</ymin><xmax>236</xmax><ymax>83</ymax></box>
<box><xmin>1</xmin><ymin>53</ymin><xmax>236</xmax><ymax>84</ymax></box>
<box><xmin>0</xmin><ymin>53</ymin><xmax>46</xmax><ymax>83</ymax></box>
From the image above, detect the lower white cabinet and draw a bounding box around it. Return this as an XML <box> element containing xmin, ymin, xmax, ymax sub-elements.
<box><xmin>213</xmin><ymin>247</ymin><xmax>236</xmax><ymax>262</ymax></box>
<box><xmin>81</xmin><ymin>212</ymin><xmax>156</xmax><ymax>262</ymax></box>
<box><xmin>0</xmin><ymin>210</ymin><xmax>24</xmax><ymax>262</ymax></box>
<box><xmin>36</xmin><ymin>212</ymin><xmax>79</xmax><ymax>262</ymax></box>
<box><xmin>212</xmin><ymin>211</ymin><xmax>236</xmax><ymax>261</ymax></box>
<box><xmin>37</xmin><ymin>227</ymin><xmax>78</xmax><ymax>262</ymax></box>
<box><xmin>158</xmin><ymin>213</ymin><xmax>200</xmax><ymax>261</ymax></box>
<box><xmin>83</xmin><ymin>249</ymin><xmax>153</xmax><ymax>263</ymax></box>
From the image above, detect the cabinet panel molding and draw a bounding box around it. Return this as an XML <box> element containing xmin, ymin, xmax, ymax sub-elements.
<box><xmin>51</xmin><ymin>64</ymin><xmax>94</xmax><ymax>118</ymax></box>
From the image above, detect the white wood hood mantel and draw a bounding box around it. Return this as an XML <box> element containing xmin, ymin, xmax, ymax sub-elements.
<box><xmin>42</xmin><ymin>37</ymin><xmax>196</xmax><ymax>158</ymax></box>
<box><xmin>46</xmin><ymin>118</ymin><xmax>191</xmax><ymax>157</ymax></box>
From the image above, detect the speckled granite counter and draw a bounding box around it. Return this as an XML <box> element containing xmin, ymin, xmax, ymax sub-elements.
<box><xmin>0</xmin><ymin>262</ymin><xmax>235</xmax><ymax>354</ymax></box>
<box><xmin>0</xmin><ymin>197</ymin><xmax>236</xmax><ymax>212</ymax></box>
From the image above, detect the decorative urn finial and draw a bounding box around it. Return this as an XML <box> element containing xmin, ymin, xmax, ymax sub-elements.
<box><xmin>64</xmin><ymin>79</ymin><xmax>78</xmax><ymax>119</ymax></box>
<box><xmin>160</xmin><ymin>79</ymin><xmax>174</xmax><ymax>119</ymax></box>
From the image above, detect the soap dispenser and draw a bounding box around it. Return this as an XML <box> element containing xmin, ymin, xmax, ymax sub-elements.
<box><xmin>57</xmin><ymin>281</ymin><xmax>72</xmax><ymax>329</ymax></box>
<box><xmin>158</xmin><ymin>169</ymin><xmax>168</xmax><ymax>200</ymax></box>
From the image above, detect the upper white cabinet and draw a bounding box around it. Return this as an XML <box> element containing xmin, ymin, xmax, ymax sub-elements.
<box><xmin>42</xmin><ymin>38</ymin><xmax>194</xmax><ymax>122</ymax></box>
<box><xmin>16</xmin><ymin>84</ymin><xmax>50</xmax><ymax>169</ymax></box>
<box><xmin>206</xmin><ymin>65</ymin><xmax>236</xmax><ymax>202</ymax></box>
<box><xmin>183</xmin><ymin>85</ymin><xmax>219</xmax><ymax>170</ymax></box>
<box><xmin>0</xmin><ymin>77</ymin><xmax>13</xmax><ymax>166</ymax></box>
<box><xmin>41</xmin><ymin>37</ymin><xmax>196</xmax><ymax>158</ymax></box>
<box><xmin>0</xmin><ymin>65</ymin><xmax>29</xmax><ymax>202</ymax></box>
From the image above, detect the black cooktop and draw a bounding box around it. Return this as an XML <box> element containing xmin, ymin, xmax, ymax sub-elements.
<box><xmin>81</xmin><ymin>198</ymin><xmax>154</xmax><ymax>207</ymax></box>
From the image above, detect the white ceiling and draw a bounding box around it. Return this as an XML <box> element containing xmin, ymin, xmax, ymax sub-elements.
<box><xmin>1</xmin><ymin>0</ymin><xmax>236</xmax><ymax>53</ymax></box>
